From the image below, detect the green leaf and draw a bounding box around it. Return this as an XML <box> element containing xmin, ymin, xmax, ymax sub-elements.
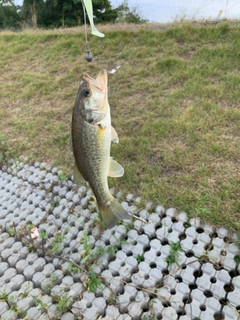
<box><xmin>88</xmin><ymin>271</ymin><xmax>102</xmax><ymax>292</ymax></box>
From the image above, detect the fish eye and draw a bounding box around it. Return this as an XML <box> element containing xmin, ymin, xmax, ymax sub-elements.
<box><xmin>82</xmin><ymin>88</ymin><xmax>90</xmax><ymax>97</ymax></box>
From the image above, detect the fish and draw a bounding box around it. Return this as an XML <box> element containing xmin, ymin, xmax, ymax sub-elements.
<box><xmin>71</xmin><ymin>69</ymin><xmax>130</xmax><ymax>229</ymax></box>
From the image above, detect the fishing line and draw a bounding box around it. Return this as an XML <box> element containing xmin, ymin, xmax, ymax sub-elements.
<box><xmin>81</xmin><ymin>0</ymin><xmax>93</xmax><ymax>62</ymax></box>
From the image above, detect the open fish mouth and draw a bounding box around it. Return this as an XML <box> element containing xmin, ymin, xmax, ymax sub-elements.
<box><xmin>83</xmin><ymin>69</ymin><xmax>108</xmax><ymax>93</ymax></box>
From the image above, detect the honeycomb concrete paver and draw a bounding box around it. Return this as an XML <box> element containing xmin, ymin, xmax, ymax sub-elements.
<box><xmin>0</xmin><ymin>160</ymin><xmax>240</xmax><ymax>320</ymax></box>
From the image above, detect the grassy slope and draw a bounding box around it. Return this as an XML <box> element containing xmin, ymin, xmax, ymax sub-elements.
<box><xmin>0</xmin><ymin>23</ymin><xmax>240</xmax><ymax>231</ymax></box>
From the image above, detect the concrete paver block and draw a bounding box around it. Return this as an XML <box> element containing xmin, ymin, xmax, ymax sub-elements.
<box><xmin>0</xmin><ymin>162</ymin><xmax>239</xmax><ymax>320</ymax></box>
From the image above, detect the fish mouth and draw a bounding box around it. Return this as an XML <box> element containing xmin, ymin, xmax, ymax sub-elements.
<box><xmin>83</xmin><ymin>69</ymin><xmax>108</xmax><ymax>93</ymax></box>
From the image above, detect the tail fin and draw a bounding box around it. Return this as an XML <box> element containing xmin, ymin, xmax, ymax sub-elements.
<box><xmin>98</xmin><ymin>197</ymin><xmax>130</xmax><ymax>229</ymax></box>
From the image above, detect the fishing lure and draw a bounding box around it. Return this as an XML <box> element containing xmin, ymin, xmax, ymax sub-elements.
<box><xmin>82</xmin><ymin>0</ymin><xmax>105</xmax><ymax>62</ymax></box>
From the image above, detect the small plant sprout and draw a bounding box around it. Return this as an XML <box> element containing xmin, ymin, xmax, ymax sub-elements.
<box><xmin>43</xmin><ymin>274</ymin><xmax>59</xmax><ymax>291</ymax></box>
<box><xmin>6</xmin><ymin>226</ymin><xmax>15</xmax><ymax>237</ymax></box>
<box><xmin>49</xmin><ymin>273</ymin><xmax>59</xmax><ymax>283</ymax></box>
<box><xmin>58</xmin><ymin>171</ymin><xmax>67</xmax><ymax>181</ymax></box>
<box><xmin>234</xmin><ymin>254</ymin><xmax>240</xmax><ymax>265</ymax></box>
<box><xmin>79</xmin><ymin>232</ymin><xmax>94</xmax><ymax>266</ymax></box>
<box><xmin>31</xmin><ymin>296</ymin><xmax>49</xmax><ymax>313</ymax></box>
<box><xmin>87</xmin><ymin>270</ymin><xmax>103</xmax><ymax>292</ymax></box>
<box><xmin>56</xmin><ymin>293</ymin><xmax>70</xmax><ymax>313</ymax></box>
<box><xmin>52</xmin><ymin>197</ymin><xmax>60</xmax><ymax>208</ymax></box>
<box><xmin>95</xmin><ymin>245</ymin><xmax>106</xmax><ymax>256</ymax></box>
<box><xmin>49</xmin><ymin>232</ymin><xmax>65</xmax><ymax>254</ymax></box>
<box><xmin>0</xmin><ymin>292</ymin><xmax>22</xmax><ymax>316</ymax></box>
<box><xmin>68</xmin><ymin>263</ymin><xmax>80</xmax><ymax>274</ymax></box>
<box><xmin>165</xmin><ymin>241</ymin><xmax>183</xmax><ymax>269</ymax></box>
<box><xmin>39</xmin><ymin>230</ymin><xmax>46</xmax><ymax>239</ymax></box>
<box><xmin>135</xmin><ymin>253</ymin><xmax>145</xmax><ymax>263</ymax></box>
<box><xmin>106</xmin><ymin>245</ymin><xmax>118</xmax><ymax>256</ymax></box>
<box><xmin>0</xmin><ymin>289</ymin><xmax>8</xmax><ymax>301</ymax></box>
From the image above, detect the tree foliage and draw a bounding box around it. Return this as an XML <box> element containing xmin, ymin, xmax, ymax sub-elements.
<box><xmin>21</xmin><ymin>0</ymin><xmax>118</xmax><ymax>28</ymax></box>
<box><xmin>116</xmin><ymin>0</ymin><xmax>148</xmax><ymax>24</ymax></box>
<box><xmin>0</xmin><ymin>0</ymin><xmax>22</xmax><ymax>29</ymax></box>
<box><xmin>0</xmin><ymin>0</ymin><xmax>147</xmax><ymax>29</ymax></box>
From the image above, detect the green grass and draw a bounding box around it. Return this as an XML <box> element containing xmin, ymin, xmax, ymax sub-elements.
<box><xmin>0</xmin><ymin>22</ymin><xmax>240</xmax><ymax>231</ymax></box>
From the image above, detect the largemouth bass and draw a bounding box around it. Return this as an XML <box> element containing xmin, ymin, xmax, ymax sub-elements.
<box><xmin>71</xmin><ymin>69</ymin><xmax>130</xmax><ymax>228</ymax></box>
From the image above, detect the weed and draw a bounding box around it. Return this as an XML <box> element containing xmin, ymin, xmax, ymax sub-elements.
<box><xmin>49</xmin><ymin>232</ymin><xmax>65</xmax><ymax>254</ymax></box>
<box><xmin>0</xmin><ymin>290</ymin><xmax>23</xmax><ymax>316</ymax></box>
<box><xmin>87</xmin><ymin>270</ymin><xmax>103</xmax><ymax>292</ymax></box>
<box><xmin>78</xmin><ymin>232</ymin><xmax>117</xmax><ymax>266</ymax></box>
<box><xmin>56</xmin><ymin>294</ymin><xmax>69</xmax><ymax>313</ymax></box>
<box><xmin>49</xmin><ymin>273</ymin><xmax>59</xmax><ymax>283</ymax></box>
<box><xmin>165</xmin><ymin>241</ymin><xmax>183</xmax><ymax>269</ymax></box>
<box><xmin>68</xmin><ymin>263</ymin><xmax>80</xmax><ymax>274</ymax></box>
<box><xmin>6</xmin><ymin>226</ymin><xmax>15</xmax><ymax>237</ymax></box>
<box><xmin>31</xmin><ymin>296</ymin><xmax>49</xmax><ymax>313</ymax></box>
<box><xmin>106</xmin><ymin>245</ymin><xmax>118</xmax><ymax>256</ymax></box>
<box><xmin>123</xmin><ymin>219</ymin><xmax>135</xmax><ymax>232</ymax></box>
<box><xmin>58</xmin><ymin>171</ymin><xmax>67</xmax><ymax>181</ymax></box>
<box><xmin>95</xmin><ymin>245</ymin><xmax>107</xmax><ymax>256</ymax></box>
<box><xmin>43</xmin><ymin>273</ymin><xmax>60</xmax><ymax>291</ymax></box>
<box><xmin>234</xmin><ymin>254</ymin><xmax>240</xmax><ymax>265</ymax></box>
<box><xmin>39</xmin><ymin>230</ymin><xmax>47</xmax><ymax>254</ymax></box>
<box><xmin>9</xmin><ymin>298</ymin><xmax>22</xmax><ymax>315</ymax></box>
<box><xmin>28</xmin><ymin>243</ymin><xmax>38</xmax><ymax>252</ymax></box>
<box><xmin>51</xmin><ymin>197</ymin><xmax>60</xmax><ymax>208</ymax></box>
<box><xmin>184</xmin><ymin>218</ymin><xmax>191</xmax><ymax>229</ymax></box>
<box><xmin>73</xmin><ymin>232</ymin><xmax>123</xmax><ymax>292</ymax></box>
<box><xmin>0</xmin><ymin>289</ymin><xmax>8</xmax><ymax>301</ymax></box>
<box><xmin>135</xmin><ymin>253</ymin><xmax>145</xmax><ymax>263</ymax></box>
<box><xmin>79</xmin><ymin>232</ymin><xmax>94</xmax><ymax>266</ymax></box>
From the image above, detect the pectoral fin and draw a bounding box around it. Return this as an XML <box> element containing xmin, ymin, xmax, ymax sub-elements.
<box><xmin>74</xmin><ymin>164</ymin><xmax>86</xmax><ymax>185</ymax></box>
<box><xmin>108</xmin><ymin>158</ymin><xmax>124</xmax><ymax>177</ymax></box>
<box><xmin>111</xmin><ymin>126</ymin><xmax>119</xmax><ymax>143</ymax></box>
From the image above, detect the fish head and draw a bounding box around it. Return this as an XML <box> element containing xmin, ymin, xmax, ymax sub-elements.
<box><xmin>78</xmin><ymin>69</ymin><xmax>109</xmax><ymax>124</ymax></box>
